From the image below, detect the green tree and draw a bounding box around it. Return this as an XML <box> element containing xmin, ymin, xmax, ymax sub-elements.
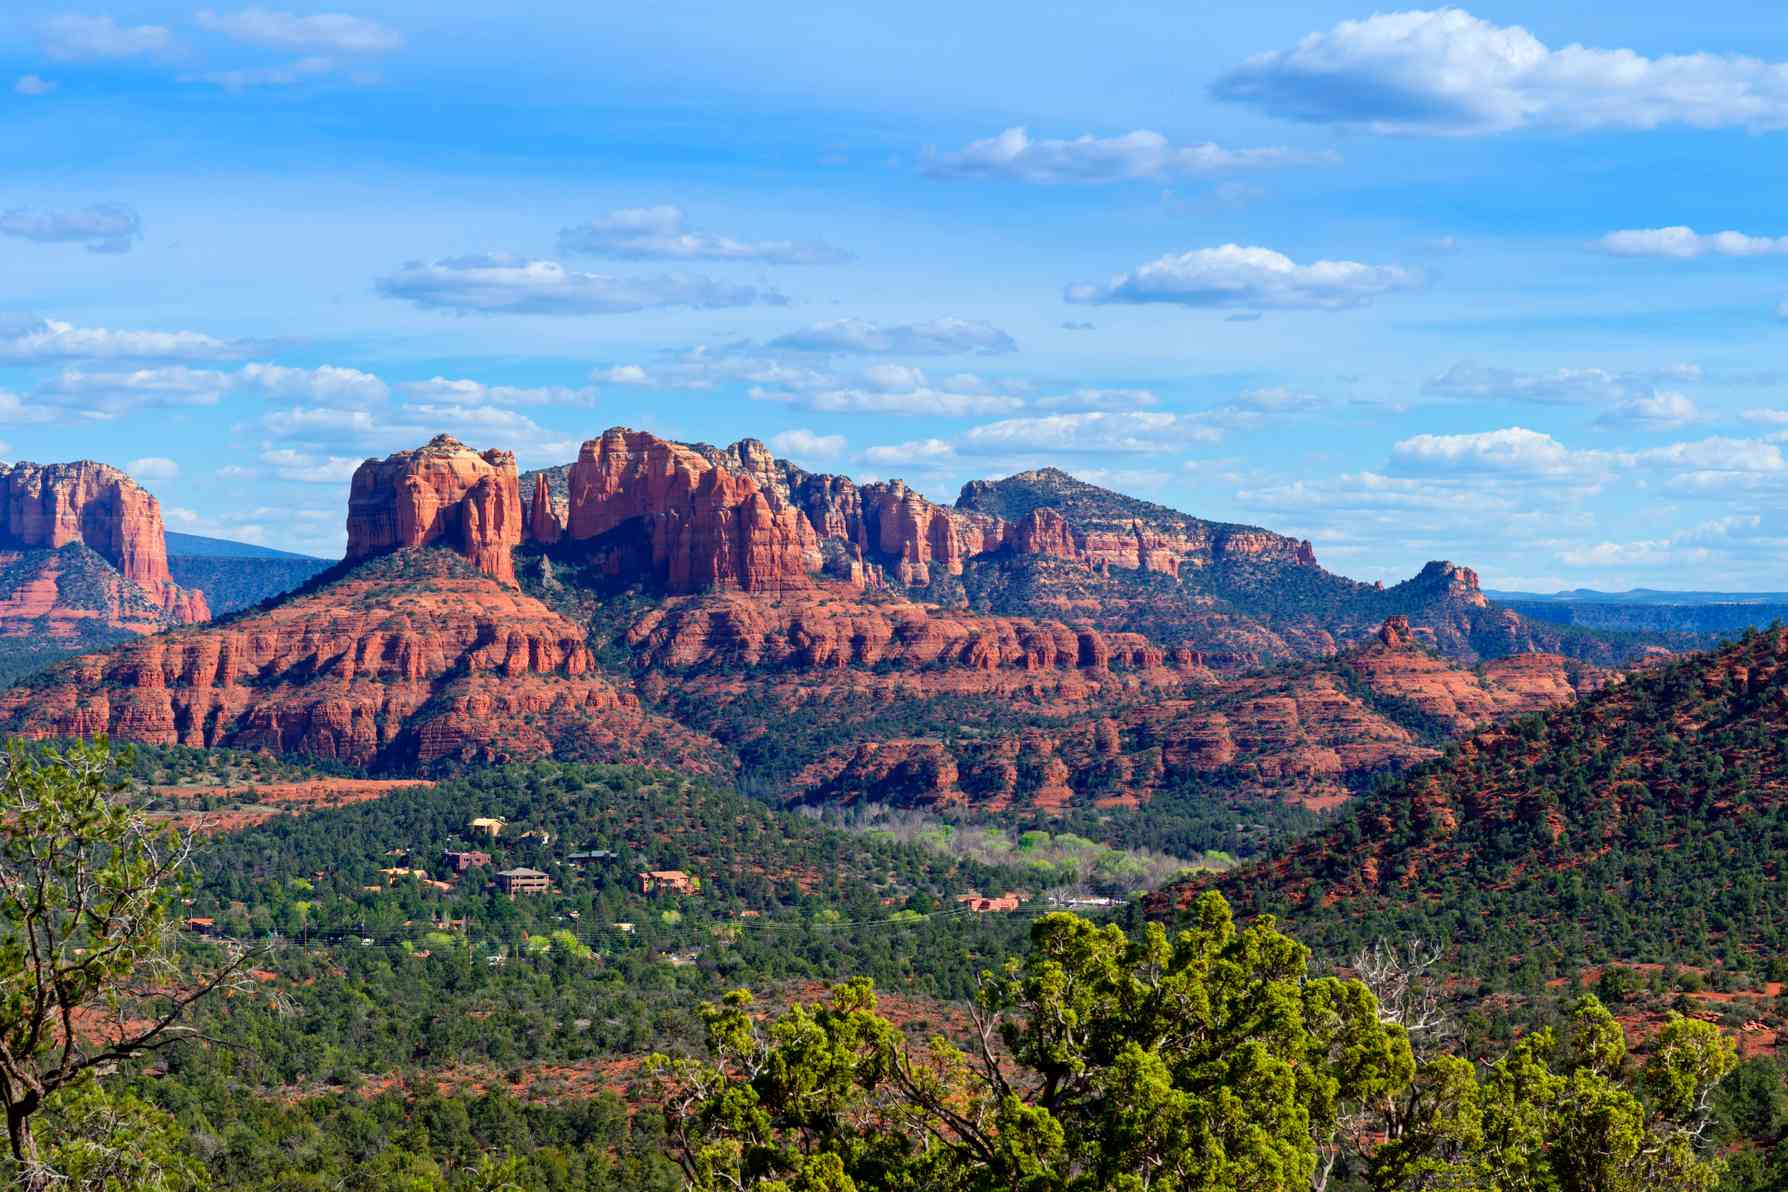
<box><xmin>0</xmin><ymin>740</ymin><xmax>250</xmax><ymax>1189</ymax></box>
<box><xmin>653</xmin><ymin>892</ymin><xmax>1411</xmax><ymax>1191</ymax></box>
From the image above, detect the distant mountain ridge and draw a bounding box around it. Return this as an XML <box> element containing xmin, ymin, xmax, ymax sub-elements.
<box><xmin>166</xmin><ymin>531</ymin><xmax>325</xmax><ymax>561</ymax></box>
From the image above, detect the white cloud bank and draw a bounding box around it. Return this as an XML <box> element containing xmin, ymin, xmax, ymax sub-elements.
<box><xmin>1592</xmin><ymin>227</ymin><xmax>1788</xmax><ymax>257</ymax></box>
<box><xmin>557</xmin><ymin>206</ymin><xmax>847</xmax><ymax>265</ymax></box>
<box><xmin>0</xmin><ymin>204</ymin><xmax>141</xmax><ymax>253</ymax></box>
<box><xmin>1067</xmin><ymin>244</ymin><xmax>1417</xmax><ymax>310</ymax></box>
<box><xmin>769</xmin><ymin>318</ymin><xmax>1016</xmax><ymax>356</ymax></box>
<box><xmin>376</xmin><ymin>255</ymin><xmax>783</xmax><ymax>315</ymax></box>
<box><xmin>923</xmin><ymin>127</ymin><xmax>1338</xmax><ymax>183</ymax></box>
<box><xmin>39</xmin><ymin>14</ymin><xmax>172</xmax><ymax>60</ymax></box>
<box><xmin>1214</xmin><ymin>8</ymin><xmax>1788</xmax><ymax>135</ymax></box>
<box><xmin>195</xmin><ymin>8</ymin><xmax>403</xmax><ymax>53</ymax></box>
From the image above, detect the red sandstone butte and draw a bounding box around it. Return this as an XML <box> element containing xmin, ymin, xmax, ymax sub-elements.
<box><xmin>562</xmin><ymin>428</ymin><xmax>823</xmax><ymax>592</ymax></box>
<box><xmin>346</xmin><ymin>435</ymin><xmax>524</xmax><ymax>585</ymax></box>
<box><xmin>0</xmin><ymin>460</ymin><xmax>208</xmax><ymax>622</ymax></box>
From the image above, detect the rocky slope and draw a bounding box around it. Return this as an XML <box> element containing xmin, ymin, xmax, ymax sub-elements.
<box><xmin>0</xmin><ymin>549</ymin><xmax>719</xmax><ymax>772</ymax></box>
<box><xmin>1146</xmin><ymin>625</ymin><xmax>1788</xmax><ymax>966</ymax></box>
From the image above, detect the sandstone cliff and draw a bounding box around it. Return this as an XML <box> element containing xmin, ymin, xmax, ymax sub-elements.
<box><xmin>559</xmin><ymin>428</ymin><xmax>823</xmax><ymax>591</ymax></box>
<box><xmin>0</xmin><ymin>460</ymin><xmax>208</xmax><ymax>622</ymax></box>
<box><xmin>347</xmin><ymin>435</ymin><xmax>524</xmax><ymax>585</ymax></box>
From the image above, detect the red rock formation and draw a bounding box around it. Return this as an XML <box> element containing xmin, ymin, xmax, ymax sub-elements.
<box><xmin>561</xmin><ymin>428</ymin><xmax>822</xmax><ymax>592</ymax></box>
<box><xmin>527</xmin><ymin>471</ymin><xmax>562</xmax><ymax>545</ymax></box>
<box><xmin>1010</xmin><ymin>508</ymin><xmax>1079</xmax><ymax>560</ymax></box>
<box><xmin>0</xmin><ymin>551</ymin><xmax>718</xmax><ymax>772</ymax></box>
<box><xmin>0</xmin><ymin>460</ymin><xmax>207</xmax><ymax>623</ymax></box>
<box><xmin>346</xmin><ymin>435</ymin><xmax>523</xmax><ymax>585</ymax></box>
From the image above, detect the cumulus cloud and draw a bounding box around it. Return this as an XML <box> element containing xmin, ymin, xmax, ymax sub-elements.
<box><xmin>127</xmin><ymin>456</ymin><xmax>180</xmax><ymax>482</ymax></box>
<box><xmin>35</xmin><ymin>367</ymin><xmax>232</xmax><ymax>418</ymax></box>
<box><xmin>963</xmin><ymin>411</ymin><xmax>1220</xmax><ymax>455</ymax></box>
<box><xmin>1591</xmin><ymin>226</ymin><xmax>1788</xmax><ymax>258</ymax></box>
<box><xmin>0</xmin><ymin>317</ymin><xmax>241</xmax><ymax>363</ymax></box>
<box><xmin>0</xmin><ymin>204</ymin><xmax>141</xmax><ymax>253</ymax></box>
<box><xmin>1214</xmin><ymin>8</ymin><xmax>1788</xmax><ymax>135</ymax></box>
<box><xmin>597</xmin><ymin>364</ymin><xmax>651</xmax><ymax>385</ymax></box>
<box><xmin>195</xmin><ymin>8</ymin><xmax>403</xmax><ymax>53</ymax></box>
<box><xmin>768</xmin><ymin>429</ymin><xmax>847</xmax><ymax>458</ymax></box>
<box><xmin>14</xmin><ymin>75</ymin><xmax>57</xmax><ymax>97</ymax></box>
<box><xmin>376</xmin><ymin>255</ymin><xmax>782</xmax><ymax>315</ymax></box>
<box><xmin>40</xmin><ymin>14</ymin><xmax>172</xmax><ymax>60</ymax></box>
<box><xmin>768</xmin><ymin>317</ymin><xmax>1017</xmax><ymax>356</ymax></box>
<box><xmin>398</xmin><ymin>377</ymin><xmax>597</xmax><ymax>407</ymax></box>
<box><xmin>923</xmin><ymin>126</ymin><xmax>1338</xmax><ymax>183</ymax></box>
<box><xmin>1060</xmin><ymin>321</ymin><xmax>1096</xmax><ymax>331</ymax></box>
<box><xmin>1066</xmin><ymin>244</ymin><xmax>1417</xmax><ymax>310</ymax></box>
<box><xmin>557</xmin><ymin>206</ymin><xmax>847</xmax><ymax>265</ymax></box>
<box><xmin>1595</xmin><ymin>391</ymin><xmax>1699</xmax><ymax>431</ymax></box>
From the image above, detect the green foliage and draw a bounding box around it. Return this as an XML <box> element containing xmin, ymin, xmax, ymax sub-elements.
<box><xmin>655</xmin><ymin>893</ymin><xmax>1412</xmax><ymax>1191</ymax></box>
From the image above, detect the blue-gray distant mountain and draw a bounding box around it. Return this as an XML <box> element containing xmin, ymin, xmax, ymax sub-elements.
<box><xmin>166</xmin><ymin>533</ymin><xmax>333</xmax><ymax>615</ymax></box>
<box><xmin>1487</xmin><ymin>587</ymin><xmax>1788</xmax><ymax>638</ymax></box>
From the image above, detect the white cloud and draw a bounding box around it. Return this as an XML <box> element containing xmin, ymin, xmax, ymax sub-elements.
<box><xmin>923</xmin><ymin>126</ymin><xmax>1338</xmax><ymax>183</ymax></box>
<box><xmin>963</xmin><ymin>411</ymin><xmax>1220</xmax><ymax>455</ymax></box>
<box><xmin>1066</xmin><ymin>244</ymin><xmax>1417</xmax><ymax>310</ymax></box>
<box><xmin>597</xmin><ymin>364</ymin><xmax>651</xmax><ymax>385</ymax></box>
<box><xmin>0</xmin><ymin>317</ymin><xmax>241</xmax><ymax>362</ymax></box>
<box><xmin>755</xmin><ymin>374</ymin><xmax>1024</xmax><ymax>417</ymax></box>
<box><xmin>863</xmin><ymin>438</ymin><xmax>957</xmax><ymax>466</ymax></box>
<box><xmin>35</xmin><ymin>367</ymin><xmax>232</xmax><ymax>418</ymax></box>
<box><xmin>127</xmin><ymin>456</ymin><xmax>180</xmax><ymax>482</ymax></box>
<box><xmin>399</xmin><ymin>377</ymin><xmax>596</xmax><ymax>407</ymax></box>
<box><xmin>1423</xmin><ymin>360</ymin><xmax>1700</xmax><ymax>405</ymax></box>
<box><xmin>1213</xmin><ymin>8</ymin><xmax>1788</xmax><ymax>135</ymax></box>
<box><xmin>1034</xmin><ymin>388</ymin><xmax>1160</xmax><ymax>412</ymax></box>
<box><xmin>376</xmin><ymin>255</ymin><xmax>783</xmax><ymax>315</ymax></box>
<box><xmin>195</xmin><ymin>8</ymin><xmax>403</xmax><ymax>53</ymax></box>
<box><xmin>14</xmin><ymin>75</ymin><xmax>57</xmax><ymax>97</ymax></box>
<box><xmin>238</xmin><ymin>362</ymin><xmax>388</xmax><ymax>404</ymax></box>
<box><xmin>0</xmin><ymin>204</ymin><xmax>140</xmax><ymax>253</ymax></box>
<box><xmin>1591</xmin><ymin>226</ymin><xmax>1788</xmax><ymax>258</ymax></box>
<box><xmin>1595</xmin><ymin>391</ymin><xmax>1699</xmax><ymax>431</ymax></box>
<box><xmin>260</xmin><ymin>448</ymin><xmax>363</xmax><ymax>484</ymax></box>
<box><xmin>769</xmin><ymin>317</ymin><xmax>1016</xmax><ymax>356</ymax></box>
<box><xmin>1390</xmin><ymin>427</ymin><xmax>1609</xmax><ymax>480</ymax></box>
<box><xmin>40</xmin><ymin>14</ymin><xmax>172</xmax><ymax>60</ymax></box>
<box><xmin>0</xmin><ymin>392</ymin><xmax>55</xmax><ymax>426</ymax></box>
<box><xmin>768</xmin><ymin>429</ymin><xmax>847</xmax><ymax>458</ymax></box>
<box><xmin>258</xmin><ymin>406</ymin><xmax>386</xmax><ymax>442</ymax></box>
<box><xmin>557</xmin><ymin>206</ymin><xmax>847</xmax><ymax>265</ymax></box>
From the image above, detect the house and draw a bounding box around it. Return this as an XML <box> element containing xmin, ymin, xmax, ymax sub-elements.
<box><xmin>184</xmin><ymin>917</ymin><xmax>217</xmax><ymax>936</ymax></box>
<box><xmin>567</xmin><ymin>849</ymin><xmax>618</xmax><ymax>867</ymax></box>
<box><xmin>518</xmin><ymin>828</ymin><xmax>551</xmax><ymax>846</ymax></box>
<box><xmin>377</xmin><ymin>866</ymin><xmax>427</xmax><ymax>885</ymax></box>
<box><xmin>468</xmin><ymin>817</ymin><xmax>504</xmax><ymax>839</ymax></box>
<box><xmin>956</xmin><ymin>892</ymin><xmax>1023</xmax><ymax>913</ymax></box>
<box><xmin>612</xmin><ymin>922</ymin><xmax>635</xmax><ymax>935</ymax></box>
<box><xmin>494</xmin><ymin>867</ymin><xmax>550</xmax><ymax>896</ymax></box>
<box><xmin>443</xmin><ymin>849</ymin><xmax>492</xmax><ymax>873</ymax></box>
<box><xmin>638</xmin><ymin>869</ymin><xmax>698</xmax><ymax>896</ymax></box>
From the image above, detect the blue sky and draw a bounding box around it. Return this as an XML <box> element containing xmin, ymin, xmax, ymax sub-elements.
<box><xmin>6</xmin><ymin>3</ymin><xmax>1788</xmax><ymax>590</ymax></box>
